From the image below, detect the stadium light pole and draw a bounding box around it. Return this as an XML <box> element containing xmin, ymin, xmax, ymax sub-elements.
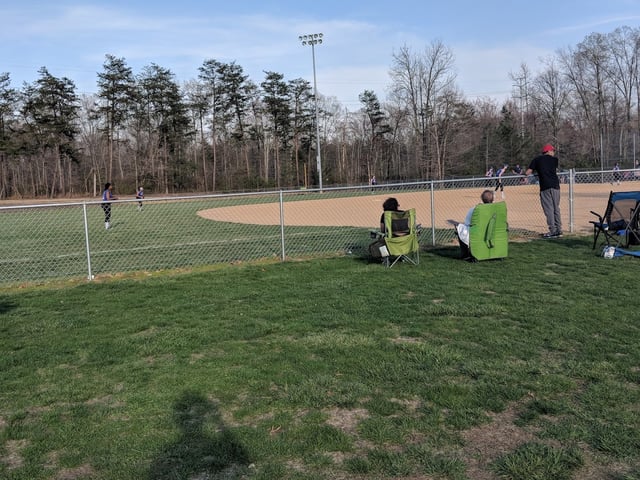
<box><xmin>299</xmin><ymin>33</ymin><xmax>323</xmax><ymax>192</ymax></box>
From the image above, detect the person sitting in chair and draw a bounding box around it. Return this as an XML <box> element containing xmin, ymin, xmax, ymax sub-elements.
<box><xmin>379</xmin><ymin>197</ymin><xmax>409</xmax><ymax>236</ymax></box>
<box><xmin>448</xmin><ymin>189</ymin><xmax>494</xmax><ymax>260</ymax></box>
<box><xmin>370</xmin><ymin>197</ymin><xmax>408</xmax><ymax>258</ymax></box>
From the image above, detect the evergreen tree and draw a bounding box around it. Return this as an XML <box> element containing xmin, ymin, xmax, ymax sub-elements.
<box><xmin>135</xmin><ymin>64</ymin><xmax>191</xmax><ymax>193</ymax></box>
<box><xmin>20</xmin><ymin>67</ymin><xmax>79</xmax><ymax>196</ymax></box>
<box><xmin>288</xmin><ymin>77</ymin><xmax>315</xmax><ymax>187</ymax></box>
<box><xmin>261</xmin><ymin>71</ymin><xmax>292</xmax><ymax>187</ymax></box>
<box><xmin>359</xmin><ymin>90</ymin><xmax>391</xmax><ymax>179</ymax></box>
<box><xmin>96</xmin><ymin>54</ymin><xmax>136</xmax><ymax>182</ymax></box>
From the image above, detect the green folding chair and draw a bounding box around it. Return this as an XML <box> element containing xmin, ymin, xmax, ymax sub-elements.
<box><xmin>468</xmin><ymin>202</ymin><xmax>508</xmax><ymax>261</ymax></box>
<box><xmin>381</xmin><ymin>208</ymin><xmax>420</xmax><ymax>267</ymax></box>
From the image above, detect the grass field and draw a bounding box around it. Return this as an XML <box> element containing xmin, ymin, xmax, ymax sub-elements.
<box><xmin>2</xmin><ymin>235</ymin><xmax>640</xmax><ymax>479</ymax></box>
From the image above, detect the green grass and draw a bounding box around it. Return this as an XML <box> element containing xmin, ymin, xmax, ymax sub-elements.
<box><xmin>2</xmin><ymin>236</ymin><xmax>640</xmax><ymax>479</ymax></box>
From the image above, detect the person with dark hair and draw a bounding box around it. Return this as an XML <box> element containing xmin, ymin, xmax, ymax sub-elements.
<box><xmin>379</xmin><ymin>197</ymin><xmax>404</xmax><ymax>233</ymax></box>
<box><xmin>526</xmin><ymin>144</ymin><xmax>562</xmax><ymax>238</ymax></box>
<box><xmin>101</xmin><ymin>182</ymin><xmax>118</xmax><ymax>229</ymax></box>
<box><xmin>369</xmin><ymin>197</ymin><xmax>408</xmax><ymax>259</ymax></box>
<box><xmin>448</xmin><ymin>190</ymin><xmax>494</xmax><ymax>259</ymax></box>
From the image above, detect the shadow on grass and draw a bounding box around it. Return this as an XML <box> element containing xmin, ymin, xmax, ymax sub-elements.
<box><xmin>148</xmin><ymin>390</ymin><xmax>251</xmax><ymax>479</ymax></box>
<box><xmin>0</xmin><ymin>298</ymin><xmax>17</xmax><ymax>314</ymax></box>
<box><xmin>556</xmin><ymin>237</ymin><xmax>599</xmax><ymax>250</ymax></box>
<box><xmin>426</xmin><ymin>245</ymin><xmax>464</xmax><ymax>260</ymax></box>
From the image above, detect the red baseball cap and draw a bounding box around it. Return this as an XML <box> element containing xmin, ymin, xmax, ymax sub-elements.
<box><xmin>542</xmin><ymin>144</ymin><xmax>555</xmax><ymax>153</ymax></box>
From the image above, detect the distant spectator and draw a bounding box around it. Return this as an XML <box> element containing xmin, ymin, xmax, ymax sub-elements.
<box><xmin>512</xmin><ymin>164</ymin><xmax>526</xmax><ymax>184</ymax></box>
<box><xmin>613</xmin><ymin>163</ymin><xmax>621</xmax><ymax>185</ymax></box>
<box><xmin>485</xmin><ymin>166</ymin><xmax>494</xmax><ymax>187</ymax></box>
<box><xmin>135</xmin><ymin>186</ymin><xmax>144</xmax><ymax>211</ymax></box>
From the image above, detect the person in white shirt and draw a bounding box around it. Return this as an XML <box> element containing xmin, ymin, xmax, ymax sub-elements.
<box><xmin>447</xmin><ymin>190</ymin><xmax>494</xmax><ymax>259</ymax></box>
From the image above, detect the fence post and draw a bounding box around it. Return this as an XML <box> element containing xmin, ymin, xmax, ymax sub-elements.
<box><xmin>279</xmin><ymin>191</ymin><xmax>286</xmax><ymax>261</ymax></box>
<box><xmin>569</xmin><ymin>168</ymin><xmax>575</xmax><ymax>234</ymax></box>
<box><xmin>82</xmin><ymin>203</ymin><xmax>94</xmax><ymax>280</ymax></box>
<box><xmin>429</xmin><ymin>181</ymin><xmax>436</xmax><ymax>246</ymax></box>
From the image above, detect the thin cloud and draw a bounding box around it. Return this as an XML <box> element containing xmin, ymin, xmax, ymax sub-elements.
<box><xmin>548</xmin><ymin>15</ymin><xmax>640</xmax><ymax>36</ymax></box>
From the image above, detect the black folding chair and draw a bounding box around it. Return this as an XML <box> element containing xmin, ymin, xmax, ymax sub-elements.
<box><xmin>589</xmin><ymin>191</ymin><xmax>640</xmax><ymax>249</ymax></box>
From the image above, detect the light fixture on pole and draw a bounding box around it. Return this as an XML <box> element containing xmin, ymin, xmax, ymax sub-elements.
<box><xmin>299</xmin><ymin>32</ymin><xmax>323</xmax><ymax>192</ymax></box>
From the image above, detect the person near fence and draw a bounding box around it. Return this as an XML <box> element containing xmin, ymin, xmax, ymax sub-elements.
<box><xmin>369</xmin><ymin>197</ymin><xmax>408</xmax><ymax>259</ymax></box>
<box><xmin>526</xmin><ymin>144</ymin><xmax>562</xmax><ymax>238</ymax></box>
<box><xmin>494</xmin><ymin>163</ymin><xmax>508</xmax><ymax>198</ymax></box>
<box><xmin>485</xmin><ymin>166</ymin><xmax>494</xmax><ymax>187</ymax></box>
<box><xmin>135</xmin><ymin>186</ymin><xmax>144</xmax><ymax>211</ymax></box>
<box><xmin>447</xmin><ymin>189</ymin><xmax>494</xmax><ymax>260</ymax></box>
<box><xmin>102</xmin><ymin>182</ymin><xmax>118</xmax><ymax>229</ymax></box>
<box><xmin>512</xmin><ymin>164</ymin><xmax>526</xmax><ymax>184</ymax></box>
<box><xmin>612</xmin><ymin>163</ymin><xmax>621</xmax><ymax>185</ymax></box>
<box><xmin>369</xmin><ymin>175</ymin><xmax>377</xmax><ymax>192</ymax></box>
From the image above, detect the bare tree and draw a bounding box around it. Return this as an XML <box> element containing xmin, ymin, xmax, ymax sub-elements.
<box><xmin>531</xmin><ymin>58</ymin><xmax>570</xmax><ymax>147</ymax></box>
<box><xmin>606</xmin><ymin>27</ymin><xmax>639</xmax><ymax>164</ymax></box>
<box><xmin>390</xmin><ymin>40</ymin><xmax>456</xmax><ymax>179</ymax></box>
<box><xmin>559</xmin><ymin>34</ymin><xmax>612</xmax><ymax>166</ymax></box>
<box><xmin>509</xmin><ymin>63</ymin><xmax>532</xmax><ymax>155</ymax></box>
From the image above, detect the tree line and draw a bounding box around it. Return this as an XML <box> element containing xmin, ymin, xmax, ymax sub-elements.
<box><xmin>0</xmin><ymin>26</ymin><xmax>639</xmax><ymax>199</ymax></box>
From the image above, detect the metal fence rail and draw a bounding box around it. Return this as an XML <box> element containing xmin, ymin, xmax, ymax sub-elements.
<box><xmin>1</xmin><ymin>168</ymin><xmax>638</xmax><ymax>285</ymax></box>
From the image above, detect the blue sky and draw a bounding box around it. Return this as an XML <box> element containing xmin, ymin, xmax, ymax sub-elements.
<box><xmin>2</xmin><ymin>0</ymin><xmax>640</xmax><ymax>109</ymax></box>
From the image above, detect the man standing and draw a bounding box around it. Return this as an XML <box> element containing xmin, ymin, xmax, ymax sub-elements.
<box><xmin>526</xmin><ymin>144</ymin><xmax>562</xmax><ymax>238</ymax></box>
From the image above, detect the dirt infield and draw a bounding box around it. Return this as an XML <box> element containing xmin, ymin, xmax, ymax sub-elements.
<box><xmin>197</xmin><ymin>182</ymin><xmax>637</xmax><ymax>235</ymax></box>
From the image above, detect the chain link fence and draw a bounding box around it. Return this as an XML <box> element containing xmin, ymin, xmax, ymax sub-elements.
<box><xmin>2</xmin><ymin>168</ymin><xmax>638</xmax><ymax>286</ymax></box>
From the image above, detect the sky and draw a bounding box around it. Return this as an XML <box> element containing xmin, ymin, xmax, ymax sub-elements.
<box><xmin>2</xmin><ymin>0</ymin><xmax>640</xmax><ymax>110</ymax></box>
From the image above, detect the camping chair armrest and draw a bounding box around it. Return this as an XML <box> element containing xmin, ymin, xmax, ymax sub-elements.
<box><xmin>370</xmin><ymin>229</ymin><xmax>384</xmax><ymax>239</ymax></box>
<box><xmin>590</xmin><ymin>211</ymin><xmax>603</xmax><ymax>221</ymax></box>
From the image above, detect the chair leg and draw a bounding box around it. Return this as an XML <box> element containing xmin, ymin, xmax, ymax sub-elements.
<box><xmin>386</xmin><ymin>253</ymin><xmax>419</xmax><ymax>267</ymax></box>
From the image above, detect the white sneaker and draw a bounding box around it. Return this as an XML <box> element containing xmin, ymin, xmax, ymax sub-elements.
<box><xmin>105</xmin><ymin>222</ymin><xmax>110</xmax><ymax>229</ymax></box>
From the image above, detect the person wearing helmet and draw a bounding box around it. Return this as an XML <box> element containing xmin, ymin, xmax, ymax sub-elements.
<box><xmin>526</xmin><ymin>144</ymin><xmax>562</xmax><ymax>238</ymax></box>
